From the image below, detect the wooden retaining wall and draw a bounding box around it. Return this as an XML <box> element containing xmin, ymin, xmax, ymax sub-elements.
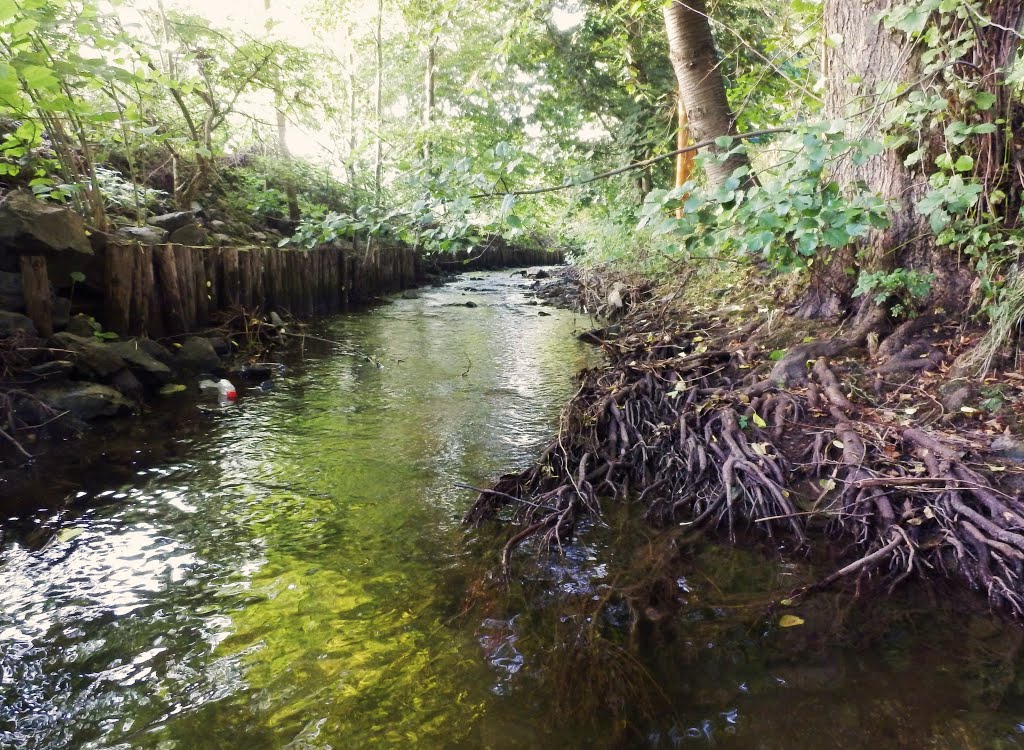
<box><xmin>99</xmin><ymin>239</ymin><xmax>560</xmax><ymax>338</ymax></box>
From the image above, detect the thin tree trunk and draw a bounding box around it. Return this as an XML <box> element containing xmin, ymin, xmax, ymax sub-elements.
<box><xmin>374</xmin><ymin>0</ymin><xmax>384</xmax><ymax>207</ymax></box>
<box><xmin>662</xmin><ymin>0</ymin><xmax>748</xmax><ymax>189</ymax></box>
<box><xmin>265</xmin><ymin>0</ymin><xmax>300</xmax><ymax>223</ymax></box>
<box><xmin>423</xmin><ymin>41</ymin><xmax>435</xmax><ymax>161</ymax></box>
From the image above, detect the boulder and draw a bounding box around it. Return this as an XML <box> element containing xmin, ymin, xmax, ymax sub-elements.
<box><xmin>175</xmin><ymin>336</ymin><xmax>221</xmax><ymax>372</ymax></box>
<box><xmin>52</xmin><ymin>296</ymin><xmax>71</xmax><ymax>330</ymax></box>
<box><xmin>0</xmin><ymin>190</ymin><xmax>92</xmax><ymax>255</ymax></box>
<box><xmin>169</xmin><ymin>222</ymin><xmax>208</xmax><ymax>246</ymax></box>
<box><xmin>111</xmin><ymin>368</ymin><xmax>144</xmax><ymax>402</ymax></box>
<box><xmin>116</xmin><ymin>225</ymin><xmax>168</xmax><ymax>245</ymax></box>
<box><xmin>36</xmin><ymin>383</ymin><xmax>134</xmax><ymax>421</ymax></box>
<box><xmin>130</xmin><ymin>337</ymin><xmax>173</xmax><ymax>365</ymax></box>
<box><xmin>147</xmin><ymin>211</ymin><xmax>194</xmax><ymax>233</ymax></box>
<box><xmin>49</xmin><ymin>332</ymin><xmax>125</xmax><ymax>380</ymax></box>
<box><xmin>209</xmin><ymin>220</ymin><xmax>228</xmax><ymax>231</ymax></box>
<box><xmin>0</xmin><ymin>270</ymin><xmax>24</xmax><ymax>310</ymax></box>
<box><xmin>29</xmin><ymin>360</ymin><xmax>74</xmax><ymax>382</ymax></box>
<box><xmin>107</xmin><ymin>340</ymin><xmax>173</xmax><ymax>386</ymax></box>
<box><xmin>212</xmin><ymin>233</ymin><xmax>232</xmax><ymax>246</ymax></box>
<box><xmin>0</xmin><ymin>311</ymin><xmax>36</xmax><ymax>337</ymax></box>
<box><xmin>525</xmin><ymin>267</ymin><xmax>550</xmax><ymax>279</ymax></box>
<box><xmin>206</xmin><ymin>336</ymin><xmax>231</xmax><ymax>357</ymax></box>
<box><xmin>65</xmin><ymin>314</ymin><xmax>96</xmax><ymax>338</ymax></box>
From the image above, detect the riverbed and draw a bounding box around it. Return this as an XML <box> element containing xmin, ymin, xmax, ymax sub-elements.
<box><xmin>3</xmin><ymin>271</ymin><xmax>1024</xmax><ymax>749</ymax></box>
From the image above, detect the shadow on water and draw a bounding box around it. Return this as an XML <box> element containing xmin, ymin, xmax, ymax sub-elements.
<box><xmin>4</xmin><ymin>271</ymin><xmax>1024</xmax><ymax>749</ymax></box>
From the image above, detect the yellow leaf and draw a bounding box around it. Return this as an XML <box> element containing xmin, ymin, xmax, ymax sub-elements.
<box><xmin>779</xmin><ymin>598</ymin><xmax>794</xmax><ymax>607</ymax></box>
<box><xmin>904</xmin><ymin>407</ymin><xmax>918</xmax><ymax>415</ymax></box>
<box><xmin>752</xmin><ymin>413</ymin><xmax>767</xmax><ymax>428</ymax></box>
<box><xmin>751</xmin><ymin>442</ymin><xmax>770</xmax><ymax>456</ymax></box>
<box><xmin>988</xmin><ymin>464</ymin><xmax>1007</xmax><ymax>472</ymax></box>
<box><xmin>960</xmin><ymin>406</ymin><xmax>979</xmax><ymax>414</ymax></box>
<box><xmin>779</xmin><ymin>615</ymin><xmax>805</xmax><ymax>628</ymax></box>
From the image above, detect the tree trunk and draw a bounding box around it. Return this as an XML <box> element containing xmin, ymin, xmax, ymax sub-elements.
<box><xmin>374</xmin><ymin>0</ymin><xmax>384</xmax><ymax>207</ymax></box>
<box><xmin>423</xmin><ymin>41</ymin><xmax>435</xmax><ymax>161</ymax></box>
<box><xmin>265</xmin><ymin>0</ymin><xmax>300</xmax><ymax>224</ymax></box>
<box><xmin>798</xmin><ymin>0</ymin><xmax>980</xmax><ymax>318</ymax></box>
<box><xmin>662</xmin><ymin>0</ymin><xmax>748</xmax><ymax>189</ymax></box>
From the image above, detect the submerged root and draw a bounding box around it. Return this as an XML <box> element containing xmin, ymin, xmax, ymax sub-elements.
<box><xmin>465</xmin><ymin>302</ymin><xmax>1024</xmax><ymax>620</ymax></box>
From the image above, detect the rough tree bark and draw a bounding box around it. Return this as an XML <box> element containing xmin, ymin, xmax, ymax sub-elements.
<box><xmin>662</xmin><ymin>0</ymin><xmax>748</xmax><ymax>189</ymax></box>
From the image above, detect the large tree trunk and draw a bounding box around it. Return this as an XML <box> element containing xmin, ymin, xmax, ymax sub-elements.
<box><xmin>797</xmin><ymin>0</ymin><xmax>1020</xmax><ymax>319</ymax></box>
<box><xmin>662</xmin><ymin>0</ymin><xmax>747</xmax><ymax>189</ymax></box>
<box><xmin>798</xmin><ymin>0</ymin><xmax>927</xmax><ymax>318</ymax></box>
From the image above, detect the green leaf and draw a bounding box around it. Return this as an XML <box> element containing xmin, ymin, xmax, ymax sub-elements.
<box><xmin>752</xmin><ymin>412</ymin><xmax>767</xmax><ymax>428</ymax></box>
<box><xmin>954</xmin><ymin>155</ymin><xmax>974</xmax><ymax>172</ymax></box>
<box><xmin>159</xmin><ymin>383</ymin><xmax>187</xmax><ymax>396</ymax></box>
<box><xmin>69</xmin><ymin>271</ymin><xmax>86</xmax><ymax>283</ymax></box>
<box><xmin>769</xmin><ymin>349</ymin><xmax>786</xmax><ymax>361</ymax></box>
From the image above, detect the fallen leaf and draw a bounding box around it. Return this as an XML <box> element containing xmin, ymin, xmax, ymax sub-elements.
<box><xmin>779</xmin><ymin>615</ymin><xmax>805</xmax><ymax>628</ymax></box>
<box><xmin>832</xmin><ymin>439</ymin><xmax>845</xmax><ymax>450</ymax></box>
<box><xmin>752</xmin><ymin>413</ymin><xmax>767</xmax><ymax>428</ymax></box>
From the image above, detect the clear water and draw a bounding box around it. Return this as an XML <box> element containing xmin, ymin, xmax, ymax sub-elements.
<box><xmin>3</xmin><ymin>271</ymin><xmax>1024</xmax><ymax>749</ymax></box>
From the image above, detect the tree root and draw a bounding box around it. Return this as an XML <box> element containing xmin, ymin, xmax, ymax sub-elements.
<box><xmin>465</xmin><ymin>304</ymin><xmax>1024</xmax><ymax>620</ymax></box>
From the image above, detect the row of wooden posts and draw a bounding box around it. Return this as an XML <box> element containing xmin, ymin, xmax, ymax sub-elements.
<box><xmin>96</xmin><ymin>239</ymin><xmax>561</xmax><ymax>338</ymax></box>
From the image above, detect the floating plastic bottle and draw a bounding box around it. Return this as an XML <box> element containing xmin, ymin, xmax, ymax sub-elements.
<box><xmin>198</xmin><ymin>378</ymin><xmax>237</xmax><ymax>402</ymax></box>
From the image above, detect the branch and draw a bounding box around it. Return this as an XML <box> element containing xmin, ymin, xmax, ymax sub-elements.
<box><xmin>470</xmin><ymin>127</ymin><xmax>793</xmax><ymax>200</ymax></box>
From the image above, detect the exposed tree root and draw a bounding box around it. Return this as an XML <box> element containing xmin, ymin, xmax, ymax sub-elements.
<box><xmin>465</xmin><ymin>300</ymin><xmax>1024</xmax><ymax>620</ymax></box>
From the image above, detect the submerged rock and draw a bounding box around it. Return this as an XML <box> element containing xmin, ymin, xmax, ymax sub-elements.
<box><xmin>36</xmin><ymin>383</ymin><xmax>134</xmax><ymax>420</ymax></box>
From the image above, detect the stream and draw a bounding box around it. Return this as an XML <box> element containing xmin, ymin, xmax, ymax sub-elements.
<box><xmin>4</xmin><ymin>270</ymin><xmax>1024</xmax><ymax>749</ymax></box>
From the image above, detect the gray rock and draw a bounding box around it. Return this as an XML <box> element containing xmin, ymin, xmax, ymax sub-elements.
<box><xmin>65</xmin><ymin>314</ymin><xmax>96</xmax><ymax>338</ymax></box>
<box><xmin>36</xmin><ymin>383</ymin><xmax>134</xmax><ymax>420</ymax></box>
<box><xmin>169</xmin><ymin>222</ymin><xmax>208</xmax><ymax>246</ymax></box>
<box><xmin>107</xmin><ymin>340</ymin><xmax>173</xmax><ymax>386</ymax></box>
<box><xmin>525</xmin><ymin>267</ymin><xmax>550</xmax><ymax>279</ymax></box>
<box><xmin>130</xmin><ymin>337</ymin><xmax>173</xmax><ymax>365</ymax></box>
<box><xmin>0</xmin><ymin>270</ymin><xmax>24</xmax><ymax>310</ymax></box>
<box><xmin>111</xmin><ymin>368</ymin><xmax>144</xmax><ymax>401</ymax></box>
<box><xmin>0</xmin><ymin>311</ymin><xmax>36</xmax><ymax>337</ymax></box>
<box><xmin>52</xmin><ymin>296</ymin><xmax>70</xmax><ymax>330</ymax></box>
<box><xmin>29</xmin><ymin>360</ymin><xmax>74</xmax><ymax>382</ymax></box>
<box><xmin>463</xmin><ymin>301</ymin><xmax>478</xmax><ymax>308</ymax></box>
<box><xmin>147</xmin><ymin>211</ymin><xmax>194</xmax><ymax>233</ymax></box>
<box><xmin>50</xmin><ymin>332</ymin><xmax>125</xmax><ymax>379</ymax></box>
<box><xmin>0</xmin><ymin>190</ymin><xmax>92</xmax><ymax>255</ymax></box>
<box><xmin>401</xmin><ymin>290</ymin><xmax>420</xmax><ymax>299</ymax></box>
<box><xmin>212</xmin><ymin>233</ymin><xmax>232</xmax><ymax>246</ymax></box>
<box><xmin>175</xmin><ymin>336</ymin><xmax>221</xmax><ymax>372</ymax></box>
<box><xmin>117</xmin><ymin>225</ymin><xmax>168</xmax><ymax>245</ymax></box>
<box><xmin>268</xmin><ymin>311</ymin><xmax>285</xmax><ymax>327</ymax></box>
<box><xmin>209</xmin><ymin>220</ymin><xmax>228</xmax><ymax>231</ymax></box>
<box><xmin>249</xmin><ymin>231</ymin><xmax>268</xmax><ymax>242</ymax></box>
<box><xmin>206</xmin><ymin>336</ymin><xmax>230</xmax><ymax>357</ymax></box>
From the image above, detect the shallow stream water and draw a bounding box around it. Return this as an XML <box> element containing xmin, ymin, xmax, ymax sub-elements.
<box><xmin>4</xmin><ymin>271</ymin><xmax>1024</xmax><ymax>749</ymax></box>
